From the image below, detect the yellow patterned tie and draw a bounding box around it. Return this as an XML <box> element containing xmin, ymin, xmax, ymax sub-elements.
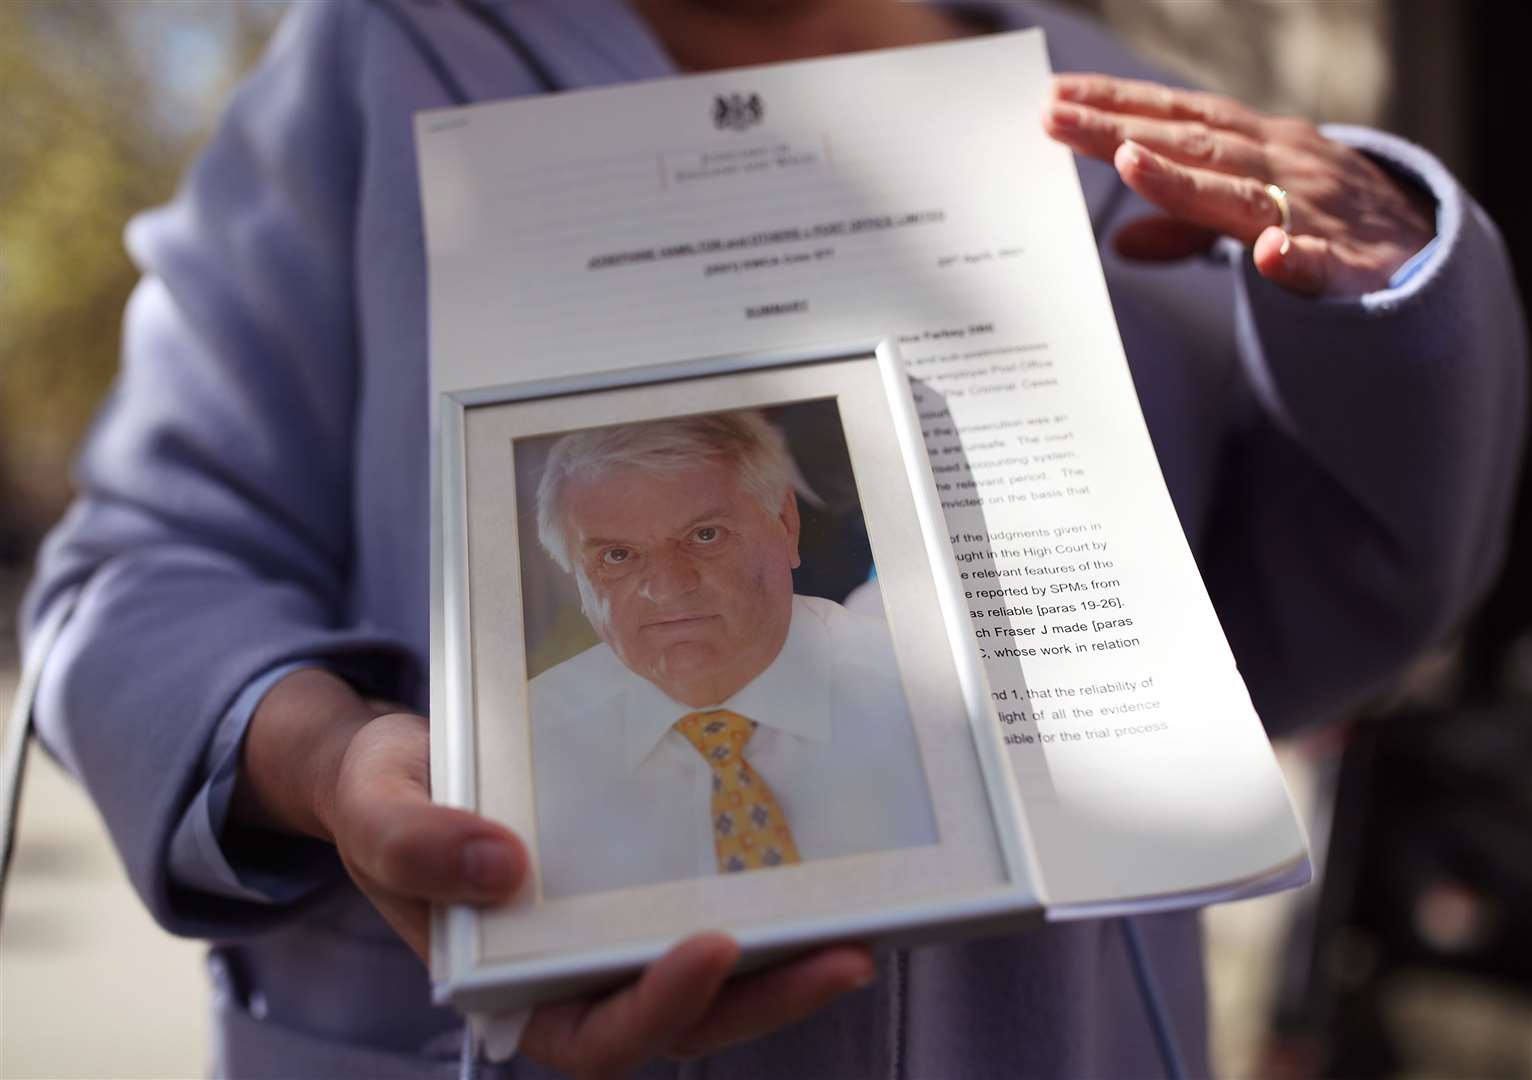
<box><xmin>674</xmin><ymin>710</ymin><xmax>801</xmax><ymax>874</ymax></box>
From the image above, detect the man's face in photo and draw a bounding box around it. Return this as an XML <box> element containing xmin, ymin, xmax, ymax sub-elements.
<box><xmin>562</xmin><ymin>459</ymin><xmax>801</xmax><ymax>707</ymax></box>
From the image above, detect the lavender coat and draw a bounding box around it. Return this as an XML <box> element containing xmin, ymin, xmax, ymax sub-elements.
<box><xmin>22</xmin><ymin>0</ymin><xmax>1526</xmax><ymax>1076</ymax></box>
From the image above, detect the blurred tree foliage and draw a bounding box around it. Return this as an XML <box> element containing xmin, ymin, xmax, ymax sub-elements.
<box><xmin>0</xmin><ymin>0</ymin><xmax>280</xmax><ymax>561</ymax></box>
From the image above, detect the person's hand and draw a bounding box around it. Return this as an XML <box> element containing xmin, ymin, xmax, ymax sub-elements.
<box><xmin>321</xmin><ymin>709</ymin><xmax>525</xmax><ymax>956</ymax></box>
<box><xmin>1042</xmin><ymin>73</ymin><xmax>1436</xmax><ymax>298</ymax></box>
<box><xmin>234</xmin><ymin>669</ymin><xmax>875</xmax><ymax>1076</ymax></box>
<box><xmin>521</xmin><ymin>934</ymin><xmax>874</xmax><ymax>1078</ymax></box>
<box><xmin>232</xmin><ymin>669</ymin><xmax>525</xmax><ymax>957</ymax></box>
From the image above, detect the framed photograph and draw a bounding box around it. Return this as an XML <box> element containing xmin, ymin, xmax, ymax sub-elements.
<box><xmin>432</xmin><ymin>341</ymin><xmax>1037</xmax><ymax>1012</ymax></box>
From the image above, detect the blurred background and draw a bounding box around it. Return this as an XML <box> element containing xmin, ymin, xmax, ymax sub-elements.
<box><xmin>2</xmin><ymin>1</ymin><xmax>1528</xmax><ymax>1076</ymax></box>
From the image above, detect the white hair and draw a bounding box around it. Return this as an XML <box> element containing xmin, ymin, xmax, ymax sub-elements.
<box><xmin>535</xmin><ymin>410</ymin><xmax>797</xmax><ymax>574</ymax></box>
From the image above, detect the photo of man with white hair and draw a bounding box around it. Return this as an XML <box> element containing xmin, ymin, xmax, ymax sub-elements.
<box><xmin>525</xmin><ymin>407</ymin><xmax>938</xmax><ymax>900</ymax></box>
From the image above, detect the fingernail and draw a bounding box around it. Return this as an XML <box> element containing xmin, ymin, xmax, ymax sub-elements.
<box><xmin>1056</xmin><ymin>79</ymin><xmax>1083</xmax><ymax>101</ymax></box>
<box><xmin>1119</xmin><ymin>139</ymin><xmax>1146</xmax><ymax>169</ymax></box>
<box><xmin>462</xmin><ymin>839</ymin><xmax>515</xmax><ymax>893</ymax></box>
<box><xmin>1048</xmin><ymin>102</ymin><xmax>1082</xmax><ymax>129</ymax></box>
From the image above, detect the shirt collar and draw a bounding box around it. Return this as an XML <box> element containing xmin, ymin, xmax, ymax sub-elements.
<box><xmin>622</xmin><ymin>595</ymin><xmax>833</xmax><ymax>772</ymax></box>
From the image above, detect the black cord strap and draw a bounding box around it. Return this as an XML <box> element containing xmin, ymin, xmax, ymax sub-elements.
<box><xmin>1119</xmin><ymin>916</ymin><xmax>1189</xmax><ymax>1080</ymax></box>
<box><xmin>450</xmin><ymin>0</ymin><xmax>564</xmax><ymax>93</ymax></box>
<box><xmin>0</xmin><ymin>593</ymin><xmax>76</xmax><ymax>926</ymax></box>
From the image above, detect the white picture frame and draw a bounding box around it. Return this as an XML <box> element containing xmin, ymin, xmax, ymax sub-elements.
<box><xmin>431</xmin><ymin>340</ymin><xmax>1040</xmax><ymax>1013</ymax></box>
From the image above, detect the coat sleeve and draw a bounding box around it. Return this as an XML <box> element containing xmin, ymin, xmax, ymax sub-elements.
<box><xmin>18</xmin><ymin>0</ymin><xmax>418</xmax><ymax>936</ymax></box>
<box><xmin>1199</xmin><ymin>126</ymin><xmax>1528</xmax><ymax>734</ymax></box>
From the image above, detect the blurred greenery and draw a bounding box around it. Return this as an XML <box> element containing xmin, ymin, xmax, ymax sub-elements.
<box><xmin>0</xmin><ymin>0</ymin><xmax>282</xmax><ymax>561</ymax></box>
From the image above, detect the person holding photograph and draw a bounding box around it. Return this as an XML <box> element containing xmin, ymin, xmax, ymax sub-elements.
<box><xmin>526</xmin><ymin>411</ymin><xmax>936</xmax><ymax>899</ymax></box>
<box><xmin>17</xmin><ymin>0</ymin><xmax>1524</xmax><ymax>1077</ymax></box>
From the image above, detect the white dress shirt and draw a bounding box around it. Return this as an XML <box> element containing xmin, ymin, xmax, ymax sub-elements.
<box><xmin>528</xmin><ymin>595</ymin><xmax>939</xmax><ymax>899</ymax></box>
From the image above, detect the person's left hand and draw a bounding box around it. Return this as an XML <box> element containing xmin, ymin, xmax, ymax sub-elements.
<box><xmin>520</xmin><ymin>934</ymin><xmax>874</xmax><ymax>1078</ymax></box>
<box><xmin>1043</xmin><ymin>73</ymin><xmax>1436</xmax><ymax>298</ymax></box>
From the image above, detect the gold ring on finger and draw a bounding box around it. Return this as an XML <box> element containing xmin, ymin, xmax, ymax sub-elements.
<box><xmin>1264</xmin><ymin>183</ymin><xmax>1292</xmax><ymax>254</ymax></box>
<box><xmin>1264</xmin><ymin>184</ymin><xmax>1292</xmax><ymax>230</ymax></box>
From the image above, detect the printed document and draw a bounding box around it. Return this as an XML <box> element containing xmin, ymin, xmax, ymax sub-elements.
<box><xmin>418</xmin><ymin>29</ymin><xmax>1306</xmax><ymax>911</ymax></box>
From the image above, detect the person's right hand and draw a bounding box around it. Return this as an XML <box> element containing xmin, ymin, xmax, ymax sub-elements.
<box><xmin>234</xmin><ymin>668</ymin><xmax>875</xmax><ymax>1077</ymax></box>
<box><xmin>322</xmin><ymin>708</ymin><xmax>525</xmax><ymax>957</ymax></box>
<box><xmin>232</xmin><ymin>668</ymin><xmax>526</xmax><ymax>957</ymax></box>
